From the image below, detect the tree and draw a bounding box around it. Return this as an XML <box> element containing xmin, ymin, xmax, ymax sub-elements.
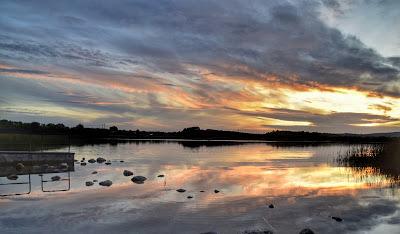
<box><xmin>109</xmin><ymin>126</ymin><xmax>118</xmax><ymax>132</ymax></box>
<box><xmin>75</xmin><ymin>124</ymin><xmax>84</xmax><ymax>130</ymax></box>
<box><xmin>31</xmin><ymin>122</ymin><xmax>40</xmax><ymax>130</ymax></box>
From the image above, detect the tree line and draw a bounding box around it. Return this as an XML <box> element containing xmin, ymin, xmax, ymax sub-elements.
<box><xmin>0</xmin><ymin>119</ymin><xmax>391</xmax><ymax>142</ymax></box>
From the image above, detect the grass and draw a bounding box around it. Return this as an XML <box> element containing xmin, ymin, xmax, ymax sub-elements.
<box><xmin>337</xmin><ymin>141</ymin><xmax>400</xmax><ymax>186</ymax></box>
<box><xmin>0</xmin><ymin>133</ymin><xmax>70</xmax><ymax>151</ymax></box>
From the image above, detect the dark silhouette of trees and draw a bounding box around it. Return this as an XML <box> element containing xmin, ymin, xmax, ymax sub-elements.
<box><xmin>109</xmin><ymin>126</ymin><xmax>118</xmax><ymax>132</ymax></box>
<box><xmin>75</xmin><ymin>124</ymin><xmax>84</xmax><ymax>130</ymax></box>
<box><xmin>0</xmin><ymin>119</ymin><xmax>394</xmax><ymax>143</ymax></box>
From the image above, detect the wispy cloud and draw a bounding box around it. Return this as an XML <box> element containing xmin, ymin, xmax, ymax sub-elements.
<box><xmin>0</xmin><ymin>0</ymin><xmax>399</xmax><ymax>132</ymax></box>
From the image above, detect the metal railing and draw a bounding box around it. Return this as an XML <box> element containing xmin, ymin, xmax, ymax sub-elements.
<box><xmin>40</xmin><ymin>172</ymin><xmax>71</xmax><ymax>193</ymax></box>
<box><xmin>0</xmin><ymin>174</ymin><xmax>32</xmax><ymax>197</ymax></box>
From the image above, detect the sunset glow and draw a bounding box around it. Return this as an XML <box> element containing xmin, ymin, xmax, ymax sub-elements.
<box><xmin>0</xmin><ymin>0</ymin><xmax>399</xmax><ymax>133</ymax></box>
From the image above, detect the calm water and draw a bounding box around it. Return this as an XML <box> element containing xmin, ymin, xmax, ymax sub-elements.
<box><xmin>1</xmin><ymin>141</ymin><xmax>400</xmax><ymax>234</ymax></box>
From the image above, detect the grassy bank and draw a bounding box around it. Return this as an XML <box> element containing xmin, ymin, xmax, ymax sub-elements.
<box><xmin>0</xmin><ymin>133</ymin><xmax>70</xmax><ymax>151</ymax></box>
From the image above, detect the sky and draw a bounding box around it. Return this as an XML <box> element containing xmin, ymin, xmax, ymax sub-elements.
<box><xmin>0</xmin><ymin>0</ymin><xmax>399</xmax><ymax>133</ymax></box>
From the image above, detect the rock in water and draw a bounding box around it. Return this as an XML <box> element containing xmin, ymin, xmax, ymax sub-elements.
<box><xmin>268</xmin><ymin>204</ymin><xmax>274</xmax><ymax>208</ymax></box>
<box><xmin>157</xmin><ymin>174</ymin><xmax>165</xmax><ymax>178</ymax></box>
<box><xmin>332</xmin><ymin>216</ymin><xmax>343</xmax><ymax>222</ymax></box>
<box><xmin>105</xmin><ymin>161</ymin><xmax>112</xmax><ymax>165</ymax></box>
<box><xmin>299</xmin><ymin>228</ymin><xmax>314</xmax><ymax>234</ymax></box>
<box><xmin>187</xmin><ymin>196</ymin><xmax>193</xmax><ymax>199</ymax></box>
<box><xmin>200</xmin><ymin>190</ymin><xmax>205</xmax><ymax>192</ymax></box>
<box><xmin>86</xmin><ymin>181</ymin><xmax>94</xmax><ymax>186</ymax></box>
<box><xmin>214</xmin><ymin>190</ymin><xmax>220</xmax><ymax>193</ymax></box>
<box><xmin>93</xmin><ymin>180</ymin><xmax>98</xmax><ymax>182</ymax></box>
<box><xmin>32</xmin><ymin>165</ymin><xmax>41</xmax><ymax>171</ymax></box>
<box><xmin>92</xmin><ymin>171</ymin><xmax>98</xmax><ymax>174</ymax></box>
<box><xmin>131</xmin><ymin>176</ymin><xmax>147</xmax><ymax>184</ymax></box>
<box><xmin>176</xmin><ymin>189</ymin><xmax>186</xmax><ymax>193</ymax></box>
<box><xmin>120</xmin><ymin>160</ymin><xmax>124</xmax><ymax>163</ymax></box>
<box><xmin>88</xmin><ymin>159</ymin><xmax>96</xmax><ymax>163</ymax></box>
<box><xmin>243</xmin><ymin>230</ymin><xmax>273</xmax><ymax>234</ymax></box>
<box><xmin>96</xmin><ymin>157</ymin><xmax>106</xmax><ymax>163</ymax></box>
<box><xmin>80</xmin><ymin>162</ymin><xmax>87</xmax><ymax>166</ymax></box>
<box><xmin>59</xmin><ymin>163</ymin><xmax>68</xmax><ymax>170</ymax></box>
<box><xmin>51</xmin><ymin>176</ymin><xmax>61</xmax><ymax>181</ymax></box>
<box><xmin>15</xmin><ymin>163</ymin><xmax>25</xmax><ymax>172</ymax></box>
<box><xmin>99</xmin><ymin>180</ymin><xmax>112</xmax><ymax>187</ymax></box>
<box><xmin>123</xmin><ymin>170</ymin><xmax>133</xmax><ymax>176</ymax></box>
<box><xmin>7</xmin><ymin>174</ymin><xmax>18</xmax><ymax>180</ymax></box>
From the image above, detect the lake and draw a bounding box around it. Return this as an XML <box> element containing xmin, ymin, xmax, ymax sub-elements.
<box><xmin>1</xmin><ymin>140</ymin><xmax>400</xmax><ymax>234</ymax></box>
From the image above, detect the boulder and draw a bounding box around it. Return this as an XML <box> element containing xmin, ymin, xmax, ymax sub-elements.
<box><xmin>7</xmin><ymin>174</ymin><xmax>18</xmax><ymax>180</ymax></box>
<box><xmin>299</xmin><ymin>228</ymin><xmax>314</xmax><ymax>234</ymax></box>
<box><xmin>187</xmin><ymin>196</ymin><xmax>193</xmax><ymax>199</ymax></box>
<box><xmin>93</xmin><ymin>180</ymin><xmax>98</xmax><ymax>182</ymax></box>
<box><xmin>59</xmin><ymin>163</ymin><xmax>69</xmax><ymax>170</ymax></box>
<box><xmin>332</xmin><ymin>216</ymin><xmax>343</xmax><ymax>222</ymax></box>
<box><xmin>214</xmin><ymin>190</ymin><xmax>220</xmax><ymax>193</ymax></box>
<box><xmin>176</xmin><ymin>189</ymin><xmax>186</xmax><ymax>193</ymax></box>
<box><xmin>105</xmin><ymin>161</ymin><xmax>112</xmax><ymax>165</ymax></box>
<box><xmin>80</xmin><ymin>162</ymin><xmax>87</xmax><ymax>166</ymax></box>
<box><xmin>200</xmin><ymin>190</ymin><xmax>205</xmax><ymax>192</ymax></box>
<box><xmin>243</xmin><ymin>230</ymin><xmax>273</xmax><ymax>234</ymax></box>
<box><xmin>123</xmin><ymin>170</ymin><xmax>133</xmax><ymax>176</ymax></box>
<box><xmin>15</xmin><ymin>163</ymin><xmax>25</xmax><ymax>172</ymax></box>
<box><xmin>32</xmin><ymin>165</ymin><xmax>41</xmax><ymax>171</ymax></box>
<box><xmin>86</xmin><ymin>181</ymin><xmax>94</xmax><ymax>186</ymax></box>
<box><xmin>157</xmin><ymin>174</ymin><xmax>165</xmax><ymax>177</ymax></box>
<box><xmin>99</xmin><ymin>180</ymin><xmax>112</xmax><ymax>187</ymax></box>
<box><xmin>96</xmin><ymin>157</ymin><xmax>106</xmax><ymax>163</ymax></box>
<box><xmin>88</xmin><ymin>159</ymin><xmax>96</xmax><ymax>163</ymax></box>
<box><xmin>120</xmin><ymin>160</ymin><xmax>124</xmax><ymax>163</ymax></box>
<box><xmin>243</xmin><ymin>231</ymin><xmax>273</xmax><ymax>234</ymax></box>
<box><xmin>92</xmin><ymin>171</ymin><xmax>98</xmax><ymax>174</ymax></box>
<box><xmin>131</xmin><ymin>176</ymin><xmax>147</xmax><ymax>184</ymax></box>
<box><xmin>268</xmin><ymin>204</ymin><xmax>274</xmax><ymax>208</ymax></box>
<box><xmin>51</xmin><ymin>176</ymin><xmax>61</xmax><ymax>181</ymax></box>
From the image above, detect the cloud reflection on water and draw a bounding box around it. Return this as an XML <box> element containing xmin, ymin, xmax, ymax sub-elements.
<box><xmin>1</xmin><ymin>142</ymin><xmax>400</xmax><ymax>233</ymax></box>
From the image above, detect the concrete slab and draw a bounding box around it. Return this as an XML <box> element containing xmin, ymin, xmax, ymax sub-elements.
<box><xmin>0</xmin><ymin>151</ymin><xmax>74</xmax><ymax>176</ymax></box>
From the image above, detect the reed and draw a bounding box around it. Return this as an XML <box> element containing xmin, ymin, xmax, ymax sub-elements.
<box><xmin>337</xmin><ymin>141</ymin><xmax>400</xmax><ymax>186</ymax></box>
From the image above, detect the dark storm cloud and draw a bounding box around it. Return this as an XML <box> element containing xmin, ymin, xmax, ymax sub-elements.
<box><xmin>0</xmin><ymin>0</ymin><xmax>399</xmax><ymax>95</ymax></box>
<box><xmin>388</xmin><ymin>57</ymin><xmax>400</xmax><ymax>67</ymax></box>
<box><xmin>0</xmin><ymin>68</ymin><xmax>49</xmax><ymax>75</ymax></box>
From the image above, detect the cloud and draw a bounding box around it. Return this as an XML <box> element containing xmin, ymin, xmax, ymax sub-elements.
<box><xmin>0</xmin><ymin>68</ymin><xmax>49</xmax><ymax>75</ymax></box>
<box><xmin>1</xmin><ymin>0</ymin><xmax>399</xmax><ymax>91</ymax></box>
<box><xmin>0</xmin><ymin>0</ymin><xmax>399</xmax><ymax>132</ymax></box>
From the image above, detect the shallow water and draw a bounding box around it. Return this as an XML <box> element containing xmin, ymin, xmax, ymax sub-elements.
<box><xmin>1</xmin><ymin>141</ymin><xmax>400</xmax><ymax>234</ymax></box>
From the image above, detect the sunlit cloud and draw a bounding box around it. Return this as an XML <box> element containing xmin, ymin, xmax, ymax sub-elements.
<box><xmin>0</xmin><ymin>0</ymin><xmax>399</xmax><ymax>133</ymax></box>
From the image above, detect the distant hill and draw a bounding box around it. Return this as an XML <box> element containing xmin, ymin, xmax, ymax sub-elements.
<box><xmin>364</xmin><ymin>132</ymin><xmax>400</xmax><ymax>138</ymax></box>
